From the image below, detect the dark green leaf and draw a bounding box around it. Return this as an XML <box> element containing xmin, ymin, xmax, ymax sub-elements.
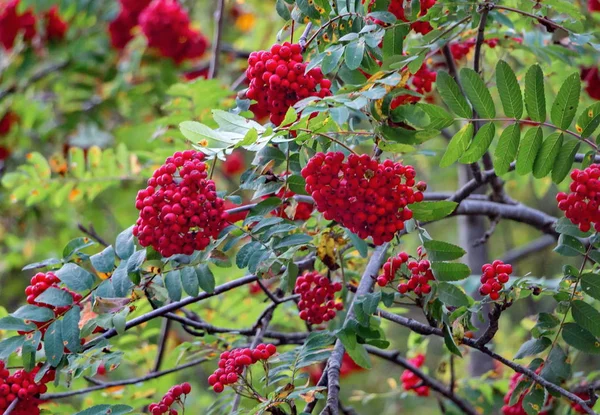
<box><xmin>196</xmin><ymin>264</ymin><xmax>215</xmax><ymax>293</ymax></box>
<box><xmin>321</xmin><ymin>45</ymin><xmax>345</xmax><ymax>74</ymax></box>
<box><xmin>554</xmin><ymin>234</ymin><xmax>585</xmax><ymax>257</ymax></box>
<box><xmin>345</xmin><ymin>40</ymin><xmax>365</xmax><ymax>70</ymax></box>
<box><xmin>62</xmin><ymin>307</ymin><xmax>81</xmax><ymax>353</ymax></box>
<box><xmin>181</xmin><ymin>267</ymin><xmax>199</xmax><ymax>297</ymax></box>
<box><xmin>35</xmin><ymin>287</ymin><xmax>73</xmax><ymax>307</ymax></box>
<box><xmin>555</xmin><ymin>217</ymin><xmax>591</xmax><ymax>238</ymax></box>
<box><xmin>437</xmin><ymin>282</ymin><xmax>470</xmax><ymax>307</ymax></box>
<box><xmin>540</xmin><ymin>345</ymin><xmax>571</xmax><ymax>382</ymax></box>
<box><xmin>383</xmin><ymin>25</ymin><xmax>409</xmax><ymax>59</ymax></box>
<box><xmin>533</xmin><ymin>132</ymin><xmax>563</xmax><ymax>178</ymax></box>
<box><xmin>417</xmin><ymin>103</ymin><xmax>454</xmax><ymax>130</ymax></box>
<box><xmin>0</xmin><ymin>316</ymin><xmax>35</xmax><ymax>332</ymax></box>
<box><xmin>274</xmin><ymin>234</ymin><xmax>313</xmax><ymax>249</ymax></box>
<box><xmin>522</xmin><ymin>384</ymin><xmax>546</xmax><ymax>415</ymax></box>
<box><xmin>345</xmin><ymin>229</ymin><xmax>368</xmax><ymax>258</ymax></box>
<box><xmin>550</xmin><ymin>73</ymin><xmax>580</xmax><ymax>130</ymax></box>
<box><xmin>56</xmin><ymin>263</ymin><xmax>95</xmax><ymax>292</ymax></box>
<box><xmin>115</xmin><ymin>226</ymin><xmax>135</xmax><ymax>260</ymax></box>
<box><xmin>236</xmin><ymin>241</ymin><xmax>261</xmax><ymax>269</ymax></box>
<box><xmin>337</xmin><ymin>329</ymin><xmax>372</xmax><ymax>369</ymax></box>
<box><xmin>408</xmin><ymin>201</ymin><xmax>457</xmax><ymax>221</ymax></box>
<box><xmin>22</xmin><ymin>258</ymin><xmax>61</xmax><ymax>271</ymax></box>
<box><xmin>575</xmin><ymin>102</ymin><xmax>600</xmax><ymax>138</ymax></box>
<box><xmin>460</xmin><ymin>68</ymin><xmax>495</xmax><ymax>118</ymax></box>
<box><xmin>514</xmin><ymin>337</ymin><xmax>551</xmax><ymax>359</ymax></box>
<box><xmin>581</xmin><ymin>273</ymin><xmax>600</xmax><ymax>300</ymax></box>
<box><xmin>459</xmin><ymin>122</ymin><xmax>495</xmax><ymax>164</ymax></box>
<box><xmin>248</xmin><ymin>197</ymin><xmax>281</xmax><ymax>218</ymax></box>
<box><xmin>431</xmin><ymin>262</ymin><xmax>471</xmax><ymax>281</ymax></box>
<box><xmin>572</xmin><ymin>300</ymin><xmax>600</xmax><ymax>337</ymax></box>
<box><xmin>515</xmin><ymin>127</ymin><xmax>543</xmax><ymax>175</ymax></box>
<box><xmin>297</xmin><ymin>0</ymin><xmax>320</xmax><ymax>19</ymax></box>
<box><xmin>562</xmin><ymin>323</ymin><xmax>600</xmax><ymax>354</ymax></box>
<box><xmin>63</xmin><ymin>237</ymin><xmax>96</xmax><ymax>260</ymax></box>
<box><xmin>440</xmin><ymin>123</ymin><xmax>474</xmax><ymax>167</ymax></box>
<box><xmin>90</xmin><ymin>246</ymin><xmax>115</xmax><ymax>273</ymax></box>
<box><xmin>275</xmin><ymin>0</ymin><xmax>291</xmax><ymax>20</ymax></box>
<box><xmin>126</xmin><ymin>249</ymin><xmax>146</xmax><ymax>273</ymax></box>
<box><xmin>443</xmin><ymin>324</ymin><xmax>462</xmax><ymax>357</ymax></box>
<box><xmin>524</xmin><ymin>64</ymin><xmax>546</xmax><ymax>122</ymax></box>
<box><xmin>12</xmin><ymin>305</ymin><xmax>54</xmax><ymax>322</ymax></box>
<box><xmin>496</xmin><ymin>60</ymin><xmax>523</xmax><ymax>119</ymax></box>
<box><xmin>552</xmin><ymin>139</ymin><xmax>580</xmax><ymax>184</ymax></box>
<box><xmin>436</xmin><ymin>71</ymin><xmax>472</xmax><ymax>118</ymax></box>
<box><xmin>0</xmin><ymin>336</ymin><xmax>25</xmax><ymax>359</ymax></box>
<box><xmin>45</xmin><ymin>320</ymin><xmax>64</xmax><ymax>366</ymax></box>
<box><xmin>164</xmin><ymin>270</ymin><xmax>182</xmax><ymax>301</ymax></box>
<box><xmin>494</xmin><ymin>124</ymin><xmax>520</xmax><ymax>175</ymax></box>
<box><xmin>111</xmin><ymin>262</ymin><xmax>133</xmax><ymax>298</ymax></box>
<box><xmin>423</xmin><ymin>240</ymin><xmax>466</xmax><ymax>261</ymax></box>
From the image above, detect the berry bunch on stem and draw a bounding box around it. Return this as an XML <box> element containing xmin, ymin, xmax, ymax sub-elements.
<box><xmin>133</xmin><ymin>150</ymin><xmax>228</xmax><ymax>257</ymax></box>
<box><xmin>502</xmin><ymin>371</ymin><xmax>552</xmax><ymax>415</ymax></box>
<box><xmin>148</xmin><ymin>382</ymin><xmax>191</xmax><ymax>415</ymax></box>
<box><xmin>479</xmin><ymin>260</ymin><xmax>512</xmax><ymax>300</ymax></box>
<box><xmin>245</xmin><ymin>42</ymin><xmax>331</xmax><ymax>125</ymax></box>
<box><xmin>0</xmin><ymin>362</ymin><xmax>55</xmax><ymax>415</ymax></box>
<box><xmin>302</xmin><ymin>152</ymin><xmax>426</xmax><ymax>245</ymax></box>
<box><xmin>400</xmin><ymin>354</ymin><xmax>430</xmax><ymax>397</ymax></box>
<box><xmin>392</xmin><ymin>247</ymin><xmax>434</xmax><ymax>296</ymax></box>
<box><xmin>208</xmin><ymin>344</ymin><xmax>277</xmax><ymax>394</ymax></box>
<box><xmin>295</xmin><ymin>271</ymin><xmax>343</xmax><ymax>325</ymax></box>
<box><xmin>556</xmin><ymin>164</ymin><xmax>600</xmax><ymax>232</ymax></box>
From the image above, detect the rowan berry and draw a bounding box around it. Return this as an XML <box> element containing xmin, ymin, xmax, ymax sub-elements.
<box><xmin>479</xmin><ymin>261</ymin><xmax>512</xmax><ymax>300</ymax></box>
<box><xmin>295</xmin><ymin>271</ymin><xmax>343</xmax><ymax>325</ymax></box>
<box><xmin>501</xmin><ymin>371</ymin><xmax>552</xmax><ymax>415</ymax></box>
<box><xmin>400</xmin><ymin>354</ymin><xmax>430</xmax><ymax>396</ymax></box>
<box><xmin>556</xmin><ymin>165</ymin><xmax>600</xmax><ymax>231</ymax></box>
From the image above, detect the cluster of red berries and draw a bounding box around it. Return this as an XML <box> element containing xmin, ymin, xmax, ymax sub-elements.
<box><xmin>148</xmin><ymin>382</ymin><xmax>191</xmax><ymax>415</ymax></box>
<box><xmin>391</xmin><ymin>63</ymin><xmax>437</xmax><ymax>108</ymax></box>
<box><xmin>377</xmin><ymin>248</ymin><xmax>434</xmax><ymax>295</ymax></box>
<box><xmin>295</xmin><ymin>271</ymin><xmax>343</xmax><ymax>325</ymax></box>
<box><xmin>245</xmin><ymin>42</ymin><xmax>332</xmax><ymax>126</ymax></box>
<box><xmin>25</xmin><ymin>272</ymin><xmax>82</xmax><ymax>313</ymax></box>
<box><xmin>556</xmin><ymin>165</ymin><xmax>600</xmax><ymax>233</ymax></box>
<box><xmin>502</xmin><ymin>371</ymin><xmax>552</xmax><ymax>415</ymax></box>
<box><xmin>133</xmin><ymin>150</ymin><xmax>228</xmax><ymax>258</ymax></box>
<box><xmin>208</xmin><ymin>344</ymin><xmax>277</xmax><ymax>393</ymax></box>
<box><xmin>366</xmin><ymin>0</ymin><xmax>436</xmax><ymax>34</ymax></box>
<box><xmin>448</xmin><ymin>37</ymin><xmax>498</xmax><ymax>61</ymax></box>
<box><xmin>109</xmin><ymin>0</ymin><xmax>208</xmax><ymax>63</ymax></box>
<box><xmin>308</xmin><ymin>352</ymin><xmax>363</xmax><ymax>384</ymax></box>
<box><xmin>400</xmin><ymin>354</ymin><xmax>430</xmax><ymax>397</ymax></box>
<box><xmin>0</xmin><ymin>362</ymin><xmax>55</xmax><ymax>415</ymax></box>
<box><xmin>581</xmin><ymin>67</ymin><xmax>600</xmax><ymax>100</ymax></box>
<box><xmin>479</xmin><ymin>260</ymin><xmax>512</xmax><ymax>300</ymax></box>
<box><xmin>589</xmin><ymin>0</ymin><xmax>600</xmax><ymax>12</ymax></box>
<box><xmin>272</xmin><ymin>187</ymin><xmax>314</xmax><ymax>221</ymax></box>
<box><xmin>301</xmin><ymin>152</ymin><xmax>426</xmax><ymax>245</ymax></box>
<box><xmin>222</xmin><ymin>151</ymin><xmax>246</xmax><ymax>176</ymax></box>
<box><xmin>0</xmin><ymin>0</ymin><xmax>67</xmax><ymax>50</ymax></box>
<box><xmin>570</xmin><ymin>391</ymin><xmax>591</xmax><ymax>414</ymax></box>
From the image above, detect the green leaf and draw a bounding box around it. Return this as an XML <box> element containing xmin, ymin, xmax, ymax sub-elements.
<box><xmin>115</xmin><ymin>226</ymin><xmax>135</xmax><ymax>260</ymax></box>
<box><xmin>337</xmin><ymin>329</ymin><xmax>372</xmax><ymax>369</ymax></box>
<box><xmin>443</xmin><ymin>324</ymin><xmax>462</xmax><ymax>357</ymax></box>
<box><xmin>496</xmin><ymin>60</ymin><xmax>523</xmax><ymax>119</ymax></box>
<box><xmin>345</xmin><ymin>40</ymin><xmax>365</xmax><ymax>70</ymax></box>
<box><xmin>281</xmin><ymin>106</ymin><xmax>297</xmax><ymax>126</ymax></box>
<box><xmin>522</xmin><ymin>384</ymin><xmax>546</xmax><ymax>415</ymax></box>
<box><xmin>459</xmin><ymin>122</ymin><xmax>495</xmax><ymax>164</ymax></box>
<box><xmin>552</xmin><ymin>139</ymin><xmax>580</xmax><ymax>184</ymax></box>
<box><xmin>536</xmin><ymin>313</ymin><xmax>560</xmax><ymax>331</ymax></box>
<box><xmin>62</xmin><ymin>307</ymin><xmax>81</xmax><ymax>353</ymax></box>
<box><xmin>164</xmin><ymin>270</ymin><xmax>182</xmax><ymax>301</ymax></box>
<box><xmin>12</xmin><ymin>305</ymin><xmax>54</xmax><ymax>322</ymax></box>
<box><xmin>126</xmin><ymin>249</ymin><xmax>146</xmax><ymax>273</ymax></box>
<box><xmin>35</xmin><ymin>287</ymin><xmax>73</xmax><ymax>307</ymax></box>
<box><xmin>417</xmin><ymin>103</ymin><xmax>454</xmax><ymax>130</ymax></box>
<box><xmin>111</xmin><ymin>262</ymin><xmax>133</xmax><ymax>298</ymax></box>
<box><xmin>248</xmin><ymin>197</ymin><xmax>281</xmax><ymax>218</ymax></box>
<box><xmin>56</xmin><ymin>263</ymin><xmax>95</xmax><ymax>292</ymax></box>
<box><xmin>431</xmin><ymin>262</ymin><xmax>471</xmax><ymax>281</ymax></box>
<box><xmin>322</xmin><ymin>45</ymin><xmax>345</xmax><ymax>74</ymax></box>
<box><xmin>550</xmin><ymin>73</ymin><xmax>580</xmax><ymax>130</ymax></box>
<box><xmin>554</xmin><ymin>234</ymin><xmax>585</xmax><ymax>257</ymax></box>
<box><xmin>575</xmin><ymin>102</ymin><xmax>600</xmax><ymax>138</ymax></box>
<box><xmin>437</xmin><ymin>282</ymin><xmax>470</xmax><ymax>307</ymax></box>
<box><xmin>572</xmin><ymin>300</ymin><xmax>600</xmax><ymax>337</ymax></box>
<box><xmin>274</xmin><ymin>234</ymin><xmax>313</xmax><ymax>249</ymax></box>
<box><xmin>383</xmin><ymin>25</ymin><xmax>409</xmax><ymax>59</ymax></box>
<box><xmin>22</xmin><ymin>258</ymin><xmax>61</xmax><ymax>271</ymax></box>
<box><xmin>562</xmin><ymin>323</ymin><xmax>600</xmax><ymax>354</ymax></box>
<box><xmin>422</xmin><ymin>240</ymin><xmax>466</xmax><ymax>261</ymax></box>
<box><xmin>408</xmin><ymin>201</ymin><xmax>457</xmax><ymax>221</ymax></box>
<box><xmin>515</xmin><ymin>127</ymin><xmax>543</xmax><ymax>175</ymax></box>
<box><xmin>533</xmin><ymin>132</ymin><xmax>563</xmax><ymax>178</ymax></box>
<box><xmin>460</xmin><ymin>68</ymin><xmax>495</xmax><ymax>118</ymax></box>
<box><xmin>581</xmin><ymin>273</ymin><xmax>600</xmax><ymax>301</ymax></box>
<box><xmin>524</xmin><ymin>64</ymin><xmax>546</xmax><ymax>122</ymax></box>
<box><xmin>90</xmin><ymin>246</ymin><xmax>115</xmax><ymax>273</ymax></box>
<box><xmin>72</xmin><ymin>405</ymin><xmax>133</xmax><ymax>415</ymax></box>
<box><xmin>0</xmin><ymin>316</ymin><xmax>35</xmax><ymax>332</ymax></box>
<box><xmin>196</xmin><ymin>264</ymin><xmax>215</xmax><ymax>293</ymax></box>
<box><xmin>540</xmin><ymin>345</ymin><xmax>571</xmax><ymax>383</ymax></box>
<box><xmin>493</xmin><ymin>124</ymin><xmax>520</xmax><ymax>175</ymax></box>
<box><xmin>297</xmin><ymin>0</ymin><xmax>321</xmax><ymax>19</ymax></box>
<box><xmin>514</xmin><ymin>337</ymin><xmax>551</xmax><ymax>359</ymax></box>
<box><xmin>436</xmin><ymin>71</ymin><xmax>472</xmax><ymax>118</ymax></box>
<box><xmin>275</xmin><ymin>0</ymin><xmax>291</xmax><ymax>20</ymax></box>
<box><xmin>345</xmin><ymin>229</ymin><xmax>368</xmax><ymax>258</ymax></box>
<box><xmin>555</xmin><ymin>217</ymin><xmax>591</xmax><ymax>238</ymax></box>
<box><xmin>45</xmin><ymin>320</ymin><xmax>64</xmax><ymax>366</ymax></box>
<box><xmin>0</xmin><ymin>336</ymin><xmax>25</xmax><ymax>359</ymax></box>
<box><xmin>440</xmin><ymin>123</ymin><xmax>474</xmax><ymax>167</ymax></box>
<box><xmin>180</xmin><ymin>267</ymin><xmax>199</xmax><ymax>297</ymax></box>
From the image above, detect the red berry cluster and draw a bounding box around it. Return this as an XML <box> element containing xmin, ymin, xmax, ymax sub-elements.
<box><xmin>502</xmin><ymin>372</ymin><xmax>552</xmax><ymax>415</ymax></box>
<box><xmin>0</xmin><ymin>0</ymin><xmax>67</xmax><ymax>50</ymax></box>
<box><xmin>570</xmin><ymin>391</ymin><xmax>591</xmax><ymax>414</ymax></box>
<box><xmin>368</xmin><ymin>0</ymin><xmax>436</xmax><ymax>34</ymax></box>
<box><xmin>581</xmin><ymin>67</ymin><xmax>600</xmax><ymax>100</ymax></box>
<box><xmin>479</xmin><ymin>260</ymin><xmax>512</xmax><ymax>300</ymax></box>
<box><xmin>449</xmin><ymin>37</ymin><xmax>498</xmax><ymax>61</ymax></box>
<box><xmin>245</xmin><ymin>42</ymin><xmax>331</xmax><ymax>126</ymax></box>
<box><xmin>109</xmin><ymin>0</ymin><xmax>208</xmax><ymax>63</ymax></box>
<box><xmin>208</xmin><ymin>344</ymin><xmax>277</xmax><ymax>393</ymax></box>
<box><xmin>148</xmin><ymin>382</ymin><xmax>192</xmax><ymax>415</ymax></box>
<box><xmin>301</xmin><ymin>152</ymin><xmax>426</xmax><ymax>245</ymax></box>
<box><xmin>390</xmin><ymin>63</ymin><xmax>437</xmax><ymax>109</ymax></box>
<box><xmin>0</xmin><ymin>362</ymin><xmax>55</xmax><ymax>415</ymax></box>
<box><xmin>272</xmin><ymin>186</ymin><xmax>315</xmax><ymax>221</ymax></box>
<box><xmin>295</xmin><ymin>271</ymin><xmax>343</xmax><ymax>325</ymax></box>
<box><xmin>223</xmin><ymin>199</ymin><xmax>250</xmax><ymax>223</ymax></box>
<box><xmin>222</xmin><ymin>151</ymin><xmax>246</xmax><ymax>176</ymax></box>
<box><xmin>25</xmin><ymin>272</ymin><xmax>82</xmax><ymax>314</ymax></box>
<box><xmin>589</xmin><ymin>0</ymin><xmax>600</xmax><ymax>12</ymax></box>
<box><xmin>308</xmin><ymin>352</ymin><xmax>363</xmax><ymax>384</ymax></box>
<box><xmin>377</xmin><ymin>248</ymin><xmax>434</xmax><ymax>295</ymax></box>
<box><xmin>556</xmin><ymin>165</ymin><xmax>600</xmax><ymax>232</ymax></box>
<box><xmin>133</xmin><ymin>150</ymin><xmax>228</xmax><ymax>258</ymax></box>
<box><xmin>377</xmin><ymin>251</ymin><xmax>409</xmax><ymax>286</ymax></box>
<box><xmin>400</xmin><ymin>354</ymin><xmax>430</xmax><ymax>397</ymax></box>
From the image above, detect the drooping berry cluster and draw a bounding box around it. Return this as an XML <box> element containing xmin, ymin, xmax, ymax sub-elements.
<box><xmin>502</xmin><ymin>372</ymin><xmax>552</xmax><ymax>415</ymax></box>
<box><xmin>581</xmin><ymin>67</ymin><xmax>600</xmax><ymax>100</ymax></box>
<box><xmin>380</xmin><ymin>247</ymin><xmax>433</xmax><ymax>296</ymax></box>
<box><xmin>448</xmin><ymin>37</ymin><xmax>498</xmax><ymax>61</ymax></box>
<box><xmin>556</xmin><ymin>165</ymin><xmax>600</xmax><ymax>232</ymax></box>
<box><xmin>148</xmin><ymin>382</ymin><xmax>192</xmax><ymax>415</ymax></box>
<box><xmin>208</xmin><ymin>344</ymin><xmax>277</xmax><ymax>393</ymax></box>
<box><xmin>479</xmin><ymin>260</ymin><xmax>512</xmax><ymax>300</ymax></box>
<box><xmin>377</xmin><ymin>251</ymin><xmax>409</xmax><ymax>286</ymax></box>
<box><xmin>0</xmin><ymin>0</ymin><xmax>67</xmax><ymax>50</ymax></box>
<box><xmin>391</xmin><ymin>63</ymin><xmax>437</xmax><ymax>108</ymax></box>
<box><xmin>400</xmin><ymin>354</ymin><xmax>430</xmax><ymax>397</ymax></box>
<box><xmin>302</xmin><ymin>152</ymin><xmax>426</xmax><ymax>245</ymax></box>
<box><xmin>109</xmin><ymin>0</ymin><xmax>208</xmax><ymax>63</ymax></box>
<box><xmin>0</xmin><ymin>362</ymin><xmax>55</xmax><ymax>415</ymax></box>
<box><xmin>25</xmin><ymin>272</ymin><xmax>83</xmax><ymax>314</ymax></box>
<box><xmin>133</xmin><ymin>150</ymin><xmax>228</xmax><ymax>258</ymax></box>
<box><xmin>295</xmin><ymin>271</ymin><xmax>343</xmax><ymax>325</ymax></box>
<box><xmin>245</xmin><ymin>42</ymin><xmax>331</xmax><ymax>126</ymax></box>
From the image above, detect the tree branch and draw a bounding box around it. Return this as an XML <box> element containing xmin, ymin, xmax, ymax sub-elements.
<box><xmin>501</xmin><ymin>235</ymin><xmax>555</xmax><ymax>264</ymax></box>
<box><xmin>208</xmin><ymin>0</ymin><xmax>226</xmax><ymax>79</ymax></box>
<box><xmin>152</xmin><ymin>318</ymin><xmax>171</xmax><ymax>372</ymax></box>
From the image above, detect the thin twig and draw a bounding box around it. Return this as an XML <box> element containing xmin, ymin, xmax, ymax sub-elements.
<box><xmin>77</xmin><ymin>223</ymin><xmax>110</xmax><ymax>248</ymax></box>
<box><xmin>4</xmin><ymin>398</ymin><xmax>19</xmax><ymax>415</ymax></box>
<box><xmin>208</xmin><ymin>0</ymin><xmax>226</xmax><ymax>79</ymax></box>
<box><xmin>152</xmin><ymin>318</ymin><xmax>171</xmax><ymax>372</ymax></box>
<box><xmin>493</xmin><ymin>4</ymin><xmax>571</xmax><ymax>34</ymax></box>
<box><xmin>299</xmin><ymin>22</ymin><xmax>313</xmax><ymax>51</ymax></box>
